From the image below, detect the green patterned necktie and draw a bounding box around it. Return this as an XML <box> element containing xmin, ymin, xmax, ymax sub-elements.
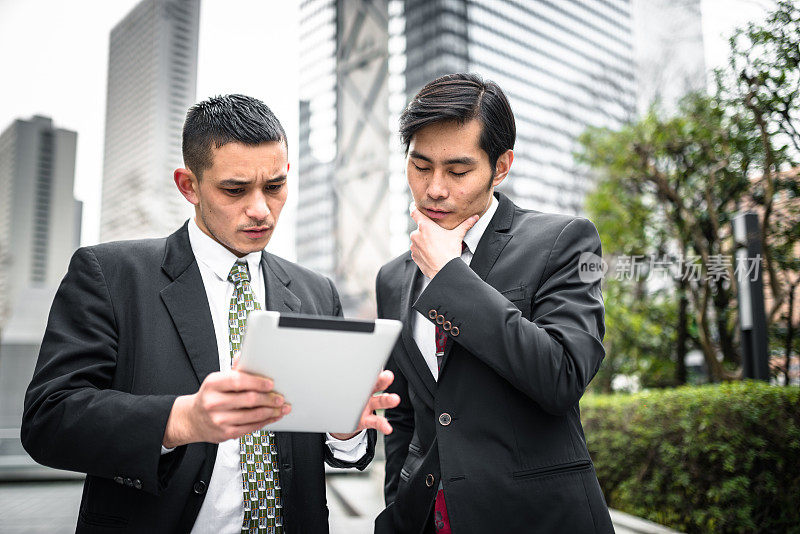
<box><xmin>228</xmin><ymin>260</ymin><xmax>283</xmax><ymax>534</ymax></box>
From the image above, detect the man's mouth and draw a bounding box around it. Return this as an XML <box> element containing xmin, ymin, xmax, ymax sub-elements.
<box><xmin>423</xmin><ymin>208</ymin><xmax>451</xmax><ymax>220</ymax></box>
<box><xmin>241</xmin><ymin>226</ymin><xmax>271</xmax><ymax>238</ymax></box>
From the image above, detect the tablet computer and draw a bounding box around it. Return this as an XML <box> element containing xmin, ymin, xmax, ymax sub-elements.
<box><xmin>238</xmin><ymin>311</ymin><xmax>402</xmax><ymax>433</ymax></box>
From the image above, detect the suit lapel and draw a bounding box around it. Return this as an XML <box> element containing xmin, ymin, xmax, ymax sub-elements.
<box><xmin>440</xmin><ymin>192</ymin><xmax>515</xmax><ymax>371</ymax></box>
<box><xmin>160</xmin><ymin>223</ymin><xmax>219</xmax><ymax>385</ymax></box>
<box><xmin>467</xmin><ymin>192</ymin><xmax>515</xmax><ymax>281</ymax></box>
<box><xmin>260</xmin><ymin>253</ymin><xmax>301</xmax><ymax>313</ymax></box>
<box><xmin>398</xmin><ymin>257</ymin><xmax>437</xmax><ymax>408</ymax></box>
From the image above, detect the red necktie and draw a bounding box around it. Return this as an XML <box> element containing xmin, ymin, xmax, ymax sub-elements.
<box><xmin>433</xmin><ymin>242</ymin><xmax>466</xmax><ymax>534</ymax></box>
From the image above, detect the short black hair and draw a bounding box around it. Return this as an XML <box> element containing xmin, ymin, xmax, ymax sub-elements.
<box><xmin>399</xmin><ymin>73</ymin><xmax>516</xmax><ymax>172</ymax></box>
<box><xmin>182</xmin><ymin>94</ymin><xmax>287</xmax><ymax>178</ymax></box>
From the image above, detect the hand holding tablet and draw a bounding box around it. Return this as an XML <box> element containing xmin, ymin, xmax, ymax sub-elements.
<box><xmin>237</xmin><ymin>311</ymin><xmax>403</xmax><ymax>434</ymax></box>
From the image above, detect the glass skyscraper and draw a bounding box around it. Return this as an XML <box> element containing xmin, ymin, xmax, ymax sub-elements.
<box><xmin>0</xmin><ymin>115</ymin><xmax>81</xmax><ymax>329</ymax></box>
<box><xmin>100</xmin><ymin>0</ymin><xmax>200</xmax><ymax>242</ymax></box>
<box><xmin>298</xmin><ymin>0</ymin><xmax>637</xmax><ymax>313</ymax></box>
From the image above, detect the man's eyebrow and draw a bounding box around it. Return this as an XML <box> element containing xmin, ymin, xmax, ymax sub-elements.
<box><xmin>409</xmin><ymin>151</ymin><xmax>432</xmax><ymax>163</ymax></box>
<box><xmin>409</xmin><ymin>151</ymin><xmax>476</xmax><ymax>166</ymax></box>
<box><xmin>218</xmin><ymin>175</ymin><xmax>287</xmax><ymax>187</ymax></box>
<box><xmin>218</xmin><ymin>178</ymin><xmax>251</xmax><ymax>187</ymax></box>
<box><xmin>444</xmin><ymin>156</ymin><xmax>477</xmax><ymax>166</ymax></box>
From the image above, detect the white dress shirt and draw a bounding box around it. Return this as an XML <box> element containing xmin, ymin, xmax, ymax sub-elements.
<box><xmin>412</xmin><ymin>195</ymin><xmax>498</xmax><ymax>380</ymax></box>
<box><xmin>176</xmin><ymin>218</ymin><xmax>366</xmax><ymax>534</ymax></box>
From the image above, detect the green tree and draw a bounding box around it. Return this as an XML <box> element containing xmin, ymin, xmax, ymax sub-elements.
<box><xmin>578</xmin><ymin>0</ymin><xmax>800</xmax><ymax>384</ymax></box>
<box><xmin>578</xmin><ymin>94</ymin><xmax>755</xmax><ymax>382</ymax></box>
<box><xmin>723</xmin><ymin>0</ymin><xmax>800</xmax><ymax>382</ymax></box>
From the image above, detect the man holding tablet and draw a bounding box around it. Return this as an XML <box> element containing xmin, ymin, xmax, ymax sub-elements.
<box><xmin>375</xmin><ymin>74</ymin><xmax>613</xmax><ymax>533</ymax></box>
<box><xmin>22</xmin><ymin>94</ymin><xmax>399</xmax><ymax>534</ymax></box>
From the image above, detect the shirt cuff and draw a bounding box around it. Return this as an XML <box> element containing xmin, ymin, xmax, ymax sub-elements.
<box><xmin>160</xmin><ymin>445</ymin><xmax>176</xmax><ymax>455</ymax></box>
<box><xmin>325</xmin><ymin>430</ymin><xmax>368</xmax><ymax>462</ymax></box>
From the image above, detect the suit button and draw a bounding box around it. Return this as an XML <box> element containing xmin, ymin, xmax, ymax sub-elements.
<box><xmin>436</xmin><ymin>314</ymin><xmax>445</xmax><ymax>325</ymax></box>
<box><xmin>193</xmin><ymin>480</ymin><xmax>207</xmax><ymax>494</ymax></box>
<box><xmin>114</xmin><ymin>476</ymin><xmax>123</xmax><ymax>485</ymax></box>
<box><xmin>133</xmin><ymin>479</ymin><xmax>142</xmax><ymax>490</ymax></box>
<box><xmin>425</xmin><ymin>474</ymin><xmax>435</xmax><ymax>487</ymax></box>
<box><xmin>124</xmin><ymin>478</ymin><xmax>133</xmax><ymax>487</ymax></box>
<box><xmin>450</xmin><ymin>326</ymin><xmax>460</xmax><ymax>337</ymax></box>
<box><xmin>439</xmin><ymin>413</ymin><xmax>452</xmax><ymax>426</ymax></box>
<box><xmin>428</xmin><ymin>309</ymin><xmax>437</xmax><ymax>320</ymax></box>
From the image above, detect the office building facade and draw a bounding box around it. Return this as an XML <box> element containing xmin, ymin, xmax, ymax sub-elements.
<box><xmin>298</xmin><ymin>0</ymin><xmax>391</xmax><ymax>314</ymax></box>
<box><xmin>100</xmin><ymin>0</ymin><xmax>200</xmax><ymax>242</ymax></box>
<box><xmin>0</xmin><ymin>116</ymin><xmax>81</xmax><ymax>460</ymax></box>
<box><xmin>298</xmin><ymin>0</ymin><xmax>637</xmax><ymax>313</ymax></box>
<box><xmin>0</xmin><ymin>115</ymin><xmax>81</xmax><ymax>329</ymax></box>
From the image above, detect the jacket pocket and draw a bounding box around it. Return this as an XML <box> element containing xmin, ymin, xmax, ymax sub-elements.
<box><xmin>78</xmin><ymin>509</ymin><xmax>129</xmax><ymax>528</ymax></box>
<box><xmin>78</xmin><ymin>476</ymin><xmax>131</xmax><ymax>528</ymax></box>
<box><xmin>512</xmin><ymin>459</ymin><xmax>592</xmax><ymax>480</ymax></box>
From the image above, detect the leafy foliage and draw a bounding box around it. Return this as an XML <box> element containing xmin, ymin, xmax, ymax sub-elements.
<box><xmin>577</xmin><ymin>0</ymin><xmax>800</xmax><ymax>385</ymax></box>
<box><xmin>582</xmin><ymin>383</ymin><xmax>800</xmax><ymax>533</ymax></box>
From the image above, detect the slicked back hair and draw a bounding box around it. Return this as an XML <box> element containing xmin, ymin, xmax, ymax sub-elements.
<box><xmin>399</xmin><ymin>73</ymin><xmax>516</xmax><ymax>172</ymax></box>
<box><xmin>182</xmin><ymin>94</ymin><xmax>287</xmax><ymax>178</ymax></box>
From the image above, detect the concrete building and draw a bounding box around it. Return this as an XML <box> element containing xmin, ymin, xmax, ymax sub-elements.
<box><xmin>297</xmin><ymin>0</ymin><xmax>638</xmax><ymax>314</ymax></box>
<box><xmin>0</xmin><ymin>115</ymin><xmax>81</xmax><ymax>330</ymax></box>
<box><xmin>100</xmin><ymin>0</ymin><xmax>200</xmax><ymax>242</ymax></box>
<box><xmin>0</xmin><ymin>115</ymin><xmax>81</xmax><ymax>477</ymax></box>
<box><xmin>297</xmin><ymin>0</ymin><xmax>391</xmax><ymax>315</ymax></box>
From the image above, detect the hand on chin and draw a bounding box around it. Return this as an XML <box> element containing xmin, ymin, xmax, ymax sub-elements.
<box><xmin>409</xmin><ymin>205</ymin><xmax>479</xmax><ymax>279</ymax></box>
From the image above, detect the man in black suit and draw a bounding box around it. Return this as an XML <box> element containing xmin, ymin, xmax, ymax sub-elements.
<box><xmin>22</xmin><ymin>94</ymin><xmax>399</xmax><ymax>534</ymax></box>
<box><xmin>375</xmin><ymin>74</ymin><xmax>614</xmax><ymax>533</ymax></box>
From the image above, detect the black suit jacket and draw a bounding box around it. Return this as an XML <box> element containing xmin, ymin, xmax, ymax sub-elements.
<box><xmin>375</xmin><ymin>193</ymin><xmax>614</xmax><ymax>533</ymax></box>
<box><xmin>21</xmin><ymin>222</ymin><xmax>375</xmax><ymax>533</ymax></box>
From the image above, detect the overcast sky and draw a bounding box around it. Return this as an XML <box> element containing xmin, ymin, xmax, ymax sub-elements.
<box><xmin>0</xmin><ymin>0</ymin><xmax>774</xmax><ymax>256</ymax></box>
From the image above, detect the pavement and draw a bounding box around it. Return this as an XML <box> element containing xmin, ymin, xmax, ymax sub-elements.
<box><xmin>0</xmin><ymin>464</ymin><xmax>681</xmax><ymax>534</ymax></box>
<box><xmin>0</xmin><ymin>469</ymin><xmax>385</xmax><ymax>534</ymax></box>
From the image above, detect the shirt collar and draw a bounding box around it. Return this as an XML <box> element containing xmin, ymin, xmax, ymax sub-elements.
<box><xmin>462</xmin><ymin>194</ymin><xmax>499</xmax><ymax>255</ymax></box>
<box><xmin>188</xmin><ymin>218</ymin><xmax>263</xmax><ymax>282</ymax></box>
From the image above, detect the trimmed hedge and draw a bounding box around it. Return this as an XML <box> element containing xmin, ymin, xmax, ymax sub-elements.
<box><xmin>581</xmin><ymin>382</ymin><xmax>800</xmax><ymax>533</ymax></box>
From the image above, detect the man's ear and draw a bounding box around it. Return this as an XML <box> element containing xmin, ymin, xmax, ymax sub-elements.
<box><xmin>492</xmin><ymin>149</ymin><xmax>514</xmax><ymax>188</ymax></box>
<box><xmin>174</xmin><ymin>168</ymin><xmax>200</xmax><ymax>205</ymax></box>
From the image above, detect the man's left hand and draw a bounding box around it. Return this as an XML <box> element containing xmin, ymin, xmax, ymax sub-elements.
<box><xmin>409</xmin><ymin>204</ymin><xmax>479</xmax><ymax>279</ymax></box>
<box><xmin>329</xmin><ymin>370</ymin><xmax>400</xmax><ymax>440</ymax></box>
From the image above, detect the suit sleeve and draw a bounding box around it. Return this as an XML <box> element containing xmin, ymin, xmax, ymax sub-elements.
<box><xmin>377</xmin><ymin>267</ymin><xmax>415</xmax><ymax>506</ymax></box>
<box><xmin>413</xmin><ymin>217</ymin><xmax>606</xmax><ymax>415</ymax></box>
<box><xmin>322</xmin><ymin>276</ymin><xmax>376</xmax><ymax>470</ymax></box>
<box><xmin>21</xmin><ymin>247</ymin><xmax>184</xmax><ymax>496</ymax></box>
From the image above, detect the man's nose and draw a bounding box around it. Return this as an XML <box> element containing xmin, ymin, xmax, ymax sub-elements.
<box><xmin>245</xmin><ymin>193</ymin><xmax>269</xmax><ymax>221</ymax></box>
<box><xmin>426</xmin><ymin>171</ymin><xmax>449</xmax><ymax>200</ymax></box>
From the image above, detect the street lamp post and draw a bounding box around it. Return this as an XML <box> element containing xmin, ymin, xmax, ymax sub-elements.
<box><xmin>732</xmin><ymin>212</ymin><xmax>769</xmax><ymax>381</ymax></box>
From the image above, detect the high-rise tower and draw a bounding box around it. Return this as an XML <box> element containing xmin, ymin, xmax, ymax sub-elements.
<box><xmin>100</xmin><ymin>0</ymin><xmax>200</xmax><ymax>241</ymax></box>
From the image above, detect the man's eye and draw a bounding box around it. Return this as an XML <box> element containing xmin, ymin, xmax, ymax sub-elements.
<box><xmin>266</xmin><ymin>183</ymin><xmax>284</xmax><ymax>192</ymax></box>
<box><xmin>450</xmin><ymin>170</ymin><xmax>468</xmax><ymax>177</ymax></box>
<box><xmin>412</xmin><ymin>163</ymin><xmax>430</xmax><ymax>172</ymax></box>
<box><xmin>225</xmin><ymin>188</ymin><xmax>244</xmax><ymax>195</ymax></box>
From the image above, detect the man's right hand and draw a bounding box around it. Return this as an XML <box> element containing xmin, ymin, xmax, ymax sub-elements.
<box><xmin>163</xmin><ymin>370</ymin><xmax>289</xmax><ymax>448</ymax></box>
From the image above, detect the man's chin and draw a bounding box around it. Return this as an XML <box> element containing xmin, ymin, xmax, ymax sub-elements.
<box><xmin>238</xmin><ymin>239</ymin><xmax>270</xmax><ymax>254</ymax></box>
<box><xmin>435</xmin><ymin>216</ymin><xmax>463</xmax><ymax>231</ymax></box>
